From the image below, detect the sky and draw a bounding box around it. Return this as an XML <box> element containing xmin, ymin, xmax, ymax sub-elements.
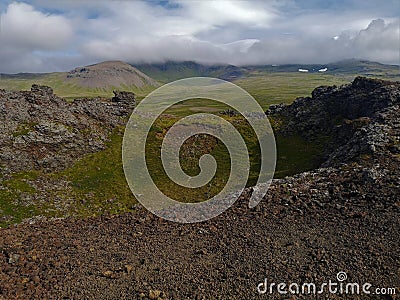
<box><xmin>0</xmin><ymin>0</ymin><xmax>399</xmax><ymax>73</ymax></box>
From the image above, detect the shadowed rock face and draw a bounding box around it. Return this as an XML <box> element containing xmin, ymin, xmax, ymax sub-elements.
<box><xmin>0</xmin><ymin>85</ymin><xmax>135</xmax><ymax>175</ymax></box>
<box><xmin>267</xmin><ymin>76</ymin><xmax>400</xmax><ymax>166</ymax></box>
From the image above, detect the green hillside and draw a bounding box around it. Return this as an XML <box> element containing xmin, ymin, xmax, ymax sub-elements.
<box><xmin>134</xmin><ymin>61</ymin><xmax>245</xmax><ymax>82</ymax></box>
<box><xmin>134</xmin><ymin>59</ymin><xmax>400</xmax><ymax>83</ymax></box>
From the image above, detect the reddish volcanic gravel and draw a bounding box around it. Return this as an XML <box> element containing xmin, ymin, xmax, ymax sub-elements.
<box><xmin>0</xmin><ymin>158</ymin><xmax>399</xmax><ymax>299</ymax></box>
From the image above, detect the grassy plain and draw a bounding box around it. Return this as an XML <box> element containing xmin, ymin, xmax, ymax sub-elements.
<box><xmin>0</xmin><ymin>73</ymin><xmax>155</xmax><ymax>100</ymax></box>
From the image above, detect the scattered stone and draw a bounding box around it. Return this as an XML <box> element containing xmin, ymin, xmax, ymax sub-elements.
<box><xmin>265</xmin><ymin>103</ymin><xmax>286</xmax><ymax>115</ymax></box>
<box><xmin>148</xmin><ymin>290</ymin><xmax>162</xmax><ymax>299</ymax></box>
<box><xmin>124</xmin><ymin>264</ymin><xmax>133</xmax><ymax>274</ymax></box>
<box><xmin>219</xmin><ymin>109</ymin><xmax>238</xmax><ymax>116</ymax></box>
<box><xmin>8</xmin><ymin>253</ymin><xmax>20</xmax><ymax>264</ymax></box>
<box><xmin>101</xmin><ymin>270</ymin><xmax>114</xmax><ymax>278</ymax></box>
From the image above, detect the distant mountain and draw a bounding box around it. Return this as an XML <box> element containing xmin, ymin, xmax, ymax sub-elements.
<box><xmin>66</xmin><ymin>61</ymin><xmax>159</xmax><ymax>89</ymax></box>
<box><xmin>326</xmin><ymin>59</ymin><xmax>400</xmax><ymax>75</ymax></box>
<box><xmin>134</xmin><ymin>59</ymin><xmax>399</xmax><ymax>82</ymax></box>
<box><xmin>1</xmin><ymin>59</ymin><xmax>398</xmax><ymax>98</ymax></box>
<box><xmin>0</xmin><ymin>61</ymin><xmax>159</xmax><ymax>99</ymax></box>
<box><xmin>0</xmin><ymin>73</ymin><xmax>47</xmax><ymax>80</ymax></box>
<box><xmin>134</xmin><ymin>61</ymin><xmax>245</xmax><ymax>82</ymax></box>
<box><xmin>245</xmin><ymin>59</ymin><xmax>399</xmax><ymax>75</ymax></box>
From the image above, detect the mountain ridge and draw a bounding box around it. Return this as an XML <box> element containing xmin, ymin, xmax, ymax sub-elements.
<box><xmin>133</xmin><ymin>59</ymin><xmax>400</xmax><ymax>82</ymax></box>
<box><xmin>1</xmin><ymin>59</ymin><xmax>398</xmax><ymax>99</ymax></box>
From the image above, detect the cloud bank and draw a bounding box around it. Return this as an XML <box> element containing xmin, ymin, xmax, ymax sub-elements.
<box><xmin>0</xmin><ymin>0</ymin><xmax>399</xmax><ymax>73</ymax></box>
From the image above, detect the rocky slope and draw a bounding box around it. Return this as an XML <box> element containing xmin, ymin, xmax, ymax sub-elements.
<box><xmin>0</xmin><ymin>77</ymin><xmax>399</xmax><ymax>299</ymax></box>
<box><xmin>0</xmin><ymin>86</ymin><xmax>137</xmax><ymax>225</ymax></box>
<box><xmin>0</xmin><ymin>85</ymin><xmax>135</xmax><ymax>175</ymax></box>
<box><xmin>267</xmin><ymin>76</ymin><xmax>400</xmax><ymax>166</ymax></box>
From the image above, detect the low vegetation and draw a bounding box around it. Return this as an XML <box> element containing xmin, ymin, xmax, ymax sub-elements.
<box><xmin>0</xmin><ymin>111</ymin><xmax>330</xmax><ymax>227</ymax></box>
<box><xmin>234</xmin><ymin>73</ymin><xmax>352</xmax><ymax>109</ymax></box>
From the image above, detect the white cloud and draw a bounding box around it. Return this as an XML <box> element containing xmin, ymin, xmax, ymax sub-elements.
<box><xmin>0</xmin><ymin>0</ymin><xmax>399</xmax><ymax>73</ymax></box>
<box><xmin>0</xmin><ymin>2</ymin><xmax>73</xmax><ymax>72</ymax></box>
<box><xmin>174</xmin><ymin>0</ymin><xmax>278</xmax><ymax>28</ymax></box>
<box><xmin>1</xmin><ymin>2</ymin><xmax>72</xmax><ymax>49</ymax></box>
<box><xmin>333</xmin><ymin>18</ymin><xmax>400</xmax><ymax>63</ymax></box>
<box><xmin>74</xmin><ymin>0</ymin><xmax>279</xmax><ymax>65</ymax></box>
<box><xmin>240</xmin><ymin>18</ymin><xmax>399</xmax><ymax>65</ymax></box>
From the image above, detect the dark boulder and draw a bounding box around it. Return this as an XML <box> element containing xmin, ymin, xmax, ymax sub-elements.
<box><xmin>31</xmin><ymin>84</ymin><xmax>54</xmax><ymax>96</ymax></box>
<box><xmin>111</xmin><ymin>91</ymin><xmax>136</xmax><ymax>105</ymax></box>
